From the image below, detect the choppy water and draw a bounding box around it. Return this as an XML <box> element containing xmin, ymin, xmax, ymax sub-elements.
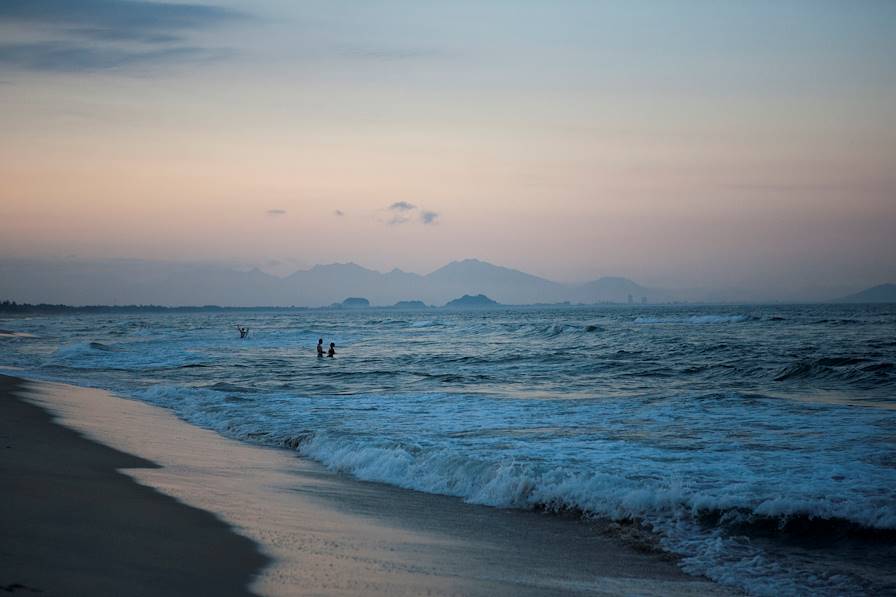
<box><xmin>2</xmin><ymin>304</ymin><xmax>895</xmax><ymax>595</ymax></box>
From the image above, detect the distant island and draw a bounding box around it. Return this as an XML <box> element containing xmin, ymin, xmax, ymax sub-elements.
<box><xmin>333</xmin><ymin>297</ymin><xmax>370</xmax><ymax>309</ymax></box>
<box><xmin>443</xmin><ymin>294</ymin><xmax>500</xmax><ymax>309</ymax></box>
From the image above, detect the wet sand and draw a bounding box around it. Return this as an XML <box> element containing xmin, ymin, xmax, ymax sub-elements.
<box><xmin>1</xmin><ymin>375</ymin><xmax>736</xmax><ymax>596</ymax></box>
<box><xmin>0</xmin><ymin>375</ymin><xmax>268</xmax><ymax>596</ymax></box>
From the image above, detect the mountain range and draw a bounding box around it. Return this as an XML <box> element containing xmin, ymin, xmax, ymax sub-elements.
<box><xmin>0</xmin><ymin>259</ymin><xmax>668</xmax><ymax>307</ymax></box>
<box><xmin>1</xmin><ymin>258</ymin><xmax>891</xmax><ymax>307</ymax></box>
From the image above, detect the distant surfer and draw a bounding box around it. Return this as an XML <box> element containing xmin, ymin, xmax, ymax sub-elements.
<box><xmin>317</xmin><ymin>338</ymin><xmax>324</xmax><ymax>357</ymax></box>
<box><xmin>327</xmin><ymin>342</ymin><xmax>336</xmax><ymax>357</ymax></box>
<box><xmin>237</xmin><ymin>326</ymin><xmax>249</xmax><ymax>339</ymax></box>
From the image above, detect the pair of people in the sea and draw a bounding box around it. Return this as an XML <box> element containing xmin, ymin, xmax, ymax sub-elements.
<box><xmin>317</xmin><ymin>338</ymin><xmax>335</xmax><ymax>357</ymax></box>
<box><xmin>236</xmin><ymin>326</ymin><xmax>249</xmax><ymax>339</ymax></box>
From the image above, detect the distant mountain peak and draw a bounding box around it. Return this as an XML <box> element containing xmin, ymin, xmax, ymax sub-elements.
<box><xmin>835</xmin><ymin>283</ymin><xmax>896</xmax><ymax>303</ymax></box>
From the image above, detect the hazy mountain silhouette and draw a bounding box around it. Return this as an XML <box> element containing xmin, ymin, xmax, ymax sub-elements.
<box><xmin>834</xmin><ymin>283</ymin><xmax>896</xmax><ymax>303</ymax></box>
<box><xmin>0</xmin><ymin>258</ymin><xmax>669</xmax><ymax>307</ymax></box>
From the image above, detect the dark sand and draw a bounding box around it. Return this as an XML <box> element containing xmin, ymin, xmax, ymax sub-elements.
<box><xmin>2</xmin><ymin>375</ymin><xmax>736</xmax><ymax>596</ymax></box>
<box><xmin>0</xmin><ymin>375</ymin><xmax>269</xmax><ymax>597</ymax></box>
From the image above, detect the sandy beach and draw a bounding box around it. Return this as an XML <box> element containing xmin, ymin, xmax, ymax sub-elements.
<box><xmin>0</xmin><ymin>375</ymin><xmax>268</xmax><ymax>596</ymax></box>
<box><xmin>1</xmin><ymin>374</ymin><xmax>734</xmax><ymax>596</ymax></box>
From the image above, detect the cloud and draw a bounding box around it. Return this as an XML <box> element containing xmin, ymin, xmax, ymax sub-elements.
<box><xmin>266</xmin><ymin>209</ymin><xmax>286</xmax><ymax>216</ymax></box>
<box><xmin>0</xmin><ymin>0</ymin><xmax>242</xmax><ymax>40</ymax></box>
<box><xmin>333</xmin><ymin>209</ymin><xmax>345</xmax><ymax>217</ymax></box>
<box><xmin>380</xmin><ymin>202</ymin><xmax>439</xmax><ymax>226</ymax></box>
<box><xmin>0</xmin><ymin>0</ymin><xmax>245</xmax><ymax>72</ymax></box>
<box><xmin>336</xmin><ymin>45</ymin><xmax>443</xmax><ymax>62</ymax></box>
<box><xmin>388</xmin><ymin>201</ymin><xmax>416</xmax><ymax>212</ymax></box>
<box><xmin>0</xmin><ymin>42</ymin><xmax>219</xmax><ymax>72</ymax></box>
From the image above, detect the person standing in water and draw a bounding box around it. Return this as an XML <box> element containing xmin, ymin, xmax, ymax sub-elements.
<box><xmin>317</xmin><ymin>338</ymin><xmax>324</xmax><ymax>357</ymax></box>
<box><xmin>237</xmin><ymin>326</ymin><xmax>249</xmax><ymax>339</ymax></box>
<box><xmin>327</xmin><ymin>342</ymin><xmax>336</xmax><ymax>357</ymax></box>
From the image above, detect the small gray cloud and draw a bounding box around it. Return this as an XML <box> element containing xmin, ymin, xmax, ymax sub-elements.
<box><xmin>381</xmin><ymin>202</ymin><xmax>439</xmax><ymax>226</ymax></box>
<box><xmin>389</xmin><ymin>201</ymin><xmax>416</xmax><ymax>212</ymax></box>
<box><xmin>333</xmin><ymin>209</ymin><xmax>345</xmax><ymax>217</ymax></box>
<box><xmin>267</xmin><ymin>209</ymin><xmax>286</xmax><ymax>216</ymax></box>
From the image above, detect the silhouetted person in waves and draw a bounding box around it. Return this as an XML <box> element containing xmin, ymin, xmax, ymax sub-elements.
<box><xmin>237</xmin><ymin>326</ymin><xmax>249</xmax><ymax>339</ymax></box>
<box><xmin>317</xmin><ymin>338</ymin><xmax>324</xmax><ymax>357</ymax></box>
<box><xmin>327</xmin><ymin>342</ymin><xmax>336</xmax><ymax>357</ymax></box>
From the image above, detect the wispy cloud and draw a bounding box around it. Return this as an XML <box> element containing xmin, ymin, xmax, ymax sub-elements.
<box><xmin>336</xmin><ymin>45</ymin><xmax>443</xmax><ymax>62</ymax></box>
<box><xmin>0</xmin><ymin>42</ymin><xmax>220</xmax><ymax>72</ymax></box>
<box><xmin>388</xmin><ymin>201</ymin><xmax>416</xmax><ymax>212</ymax></box>
<box><xmin>0</xmin><ymin>0</ymin><xmax>245</xmax><ymax>73</ymax></box>
<box><xmin>333</xmin><ymin>209</ymin><xmax>345</xmax><ymax>217</ymax></box>
<box><xmin>266</xmin><ymin>208</ymin><xmax>286</xmax><ymax>216</ymax></box>
<box><xmin>420</xmin><ymin>210</ymin><xmax>439</xmax><ymax>225</ymax></box>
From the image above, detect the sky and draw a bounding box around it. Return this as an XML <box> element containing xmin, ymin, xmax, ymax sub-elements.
<box><xmin>1</xmin><ymin>0</ymin><xmax>894</xmax><ymax>297</ymax></box>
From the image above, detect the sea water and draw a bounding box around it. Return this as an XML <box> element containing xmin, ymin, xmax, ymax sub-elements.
<box><xmin>1</xmin><ymin>304</ymin><xmax>894</xmax><ymax>595</ymax></box>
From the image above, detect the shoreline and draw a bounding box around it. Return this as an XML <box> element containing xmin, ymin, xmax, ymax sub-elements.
<box><xmin>1</xmin><ymin>374</ymin><xmax>735</xmax><ymax>596</ymax></box>
<box><xmin>0</xmin><ymin>375</ymin><xmax>268</xmax><ymax>596</ymax></box>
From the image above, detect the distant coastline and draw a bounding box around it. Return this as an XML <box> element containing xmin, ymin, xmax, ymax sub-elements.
<box><xmin>2</xmin><ymin>297</ymin><xmax>893</xmax><ymax>315</ymax></box>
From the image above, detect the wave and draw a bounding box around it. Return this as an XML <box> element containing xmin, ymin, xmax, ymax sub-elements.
<box><xmin>53</xmin><ymin>341</ymin><xmax>120</xmax><ymax>359</ymax></box>
<box><xmin>774</xmin><ymin>357</ymin><xmax>894</xmax><ymax>386</ymax></box>
<box><xmin>634</xmin><ymin>315</ymin><xmax>755</xmax><ymax>324</ymax></box>
<box><xmin>811</xmin><ymin>319</ymin><xmax>862</xmax><ymax>326</ymax></box>
<box><xmin>515</xmin><ymin>322</ymin><xmax>603</xmax><ymax>338</ymax></box>
<box><xmin>409</xmin><ymin>320</ymin><xmax>446</xmax><ymax>328</ymax></box>
<box><xmin>291</xmin><ymin>431</ymin><xmax>896</xmax><ymax>533</ymax></box>
<box><xmin>49</xmin><ymin>340</ymin><xmax>203</xmax><ymax>370</ymax></box>
<box><xmin>206</xmin><ymin>381</ymin><xmax>258</xmax><ymax>393</ymax></box>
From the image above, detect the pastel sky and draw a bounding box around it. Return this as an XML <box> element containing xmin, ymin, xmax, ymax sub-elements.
<box><xmin>1</xmin><ymin>0</ymin><xmax>894</xmax><ymax>295</ymax></box>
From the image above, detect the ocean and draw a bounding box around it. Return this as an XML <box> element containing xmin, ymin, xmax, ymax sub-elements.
<box><xmin>2</xmin><ymin>304</ymin><xmax>894</xmax><ymax>595</ymax></box>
